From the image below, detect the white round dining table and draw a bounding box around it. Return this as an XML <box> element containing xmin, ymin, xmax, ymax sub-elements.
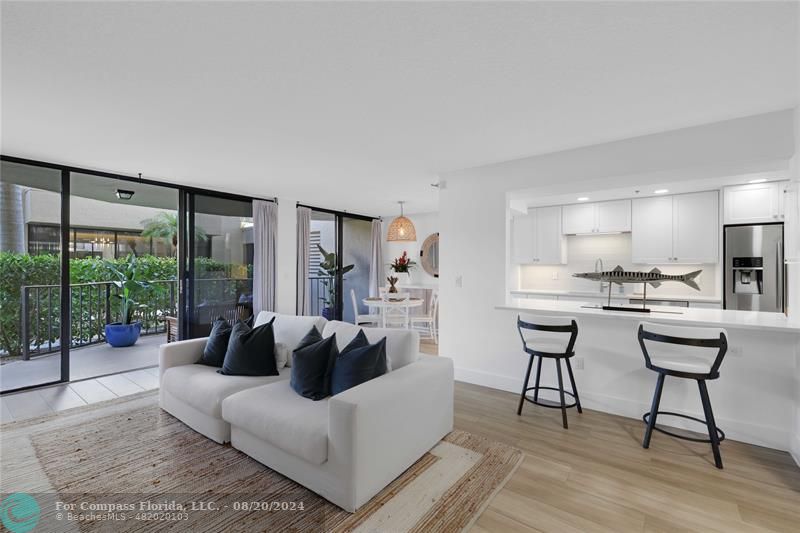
<box><xmin>363</xmin><ymin>297</ymin><xmax>424</xmax><ymax>328</ymax></box>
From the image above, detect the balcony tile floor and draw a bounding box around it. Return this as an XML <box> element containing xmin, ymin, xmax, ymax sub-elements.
<box><xmin>0</xmin><ymin>366</ymin><xmax>160</xmax><ymax>423</ymax></box>
<box><xmin>1</xmin><ymin>334</ymin><xmax>163</xmax><ymax>392</ymax></box>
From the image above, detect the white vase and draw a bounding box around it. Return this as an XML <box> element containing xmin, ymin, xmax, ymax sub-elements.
<box><xmin>392</xmin><ymin>271</ymin><xmax>411</xmax><ymax>285</ymax></box>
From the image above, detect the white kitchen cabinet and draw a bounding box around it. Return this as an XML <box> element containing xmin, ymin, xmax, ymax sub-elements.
<box><xmin>535</xmin><ymin>206</ymin><xmax>566</xmax><ymax>264</ymax></box>
<box><xmin>632</xmin><ymin>196</ymin><xmax>674</xmax><ymax>263</ymax></box>
<box><xmin>723</xmin><ymin>181</ymin><xmax>787</xmax><ymax>225</ymax></box>
<box><xmin>562</xmin><ymin>203</ymin><xmax>596</xmax><ymax>234</ymax></box>
<box><xmin>596</xmin><ymin>200</ymin><xmax>632</xmax><ymax>233</ymax></box>
<box><xmin>511</xmin><ymin>213</ymin><xmax>536</xmax><ymax>264</ymax></box>
<box><xmin>632</xmin><ymin>191</ymin><xmax>718</xmax><ymax>264</ymax></box>
<box><xmin>672</xmin><ymin>191</ymin><xmax>719</xmax><ymax>264</ymax></box>
<box><xmin>562</xmin><ymin>200</ymin><xmax>631</xmax><ymax>234</ymax></box>
<box><xmin>511</xmin><ymin>207</ymin><xmax>566</xmax><ymax>265</ymax></box>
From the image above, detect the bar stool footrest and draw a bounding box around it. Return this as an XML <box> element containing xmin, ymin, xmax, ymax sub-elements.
<box><xmin>642</xmin><ymin>411</ymin><xmax>725</xmax><ymax>443</ymax></box>
<box><xmin>524</xmin><ymin>386</ymin><xmax>578</xmax><ymax>409</ymax></box>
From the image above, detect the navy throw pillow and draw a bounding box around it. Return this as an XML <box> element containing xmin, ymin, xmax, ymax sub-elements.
<box><xmin>218</xmin><ymin>317</ymin><xmax>278</xmax><ymax>376</ymax></box>
<box><xmin>290</xmin><ymin>328</ymin><xmax>338</xmax><ymax>401</ymax></box>
<box><xmin>199</xmin><ymin>316</ymin><xmax>232</xmax><ymax>367</ymax></box>
<box><xmin>330</xmin><ymin>333</ymin><xmax>388</xmax><ymax>396</ymax></box>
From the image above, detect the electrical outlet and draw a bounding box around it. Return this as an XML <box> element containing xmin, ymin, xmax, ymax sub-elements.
<box><xmin>455</xmin><ymin>275</ymin><xmax>463</xmax><ymax>288</ymax></box>
<box><xmin>551</xmin><ymin>271</ymin><xmax>559</xmax><ymax>280</ymax></box>
<box><xmin>573</xmin><ymin>357</ymin><xmax>584</xmax><ymax>370</ymax></box>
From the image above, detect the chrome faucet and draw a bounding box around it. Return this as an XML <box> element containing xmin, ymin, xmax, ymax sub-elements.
<box><xmin>594</xmin><ymin>258</ymin><xmax>608</xmax><ymax>293</ymax></box>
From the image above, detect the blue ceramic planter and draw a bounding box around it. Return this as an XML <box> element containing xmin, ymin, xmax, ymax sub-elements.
<box><xmin>105</xmin><ymin>322</ymin><xmax>142</xmax><ymax>347</ymax></box>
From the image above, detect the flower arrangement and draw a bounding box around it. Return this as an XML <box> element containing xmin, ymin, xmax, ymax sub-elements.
<box><xmin>389</xmin><ymin>251</ymin><xmax>416</xmax><ymax>273</ymax></box>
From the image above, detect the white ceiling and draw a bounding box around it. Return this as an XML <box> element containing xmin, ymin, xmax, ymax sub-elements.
<box><xmin>2</xmin><ymin>2</ymin><xmax>797</xmax><ymax>216</ymax></box>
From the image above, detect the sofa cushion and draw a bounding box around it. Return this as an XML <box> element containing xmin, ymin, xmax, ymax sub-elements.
<box><xmin>274</xmin><ymin>342</ymin><xmax>290</xmax><ymax>368</ymax></box>
<box><xmin>290</xmin><ymin>328</ymin><xmax>338</xmax><ymax>401</ymax></box>
<box><xmin>200</xmin><ymin>317</ymin><xmax>232</xmax><ymax>367</ymax></box>
<box><xmin>330</xmin><ymin>333</ymin><xmax>387</xmax><ymax>396</ymax></box>
<box><xmin>322</xmin><ymin>321</ymin><xmax>419</xmax><ymax>371</ymax></box>
<box><xmin>255</xmin><ymin>312</ymin><xmax>328</xmax><ymax>366</ymax></box>
<box><xmin>219</xmin><ymin>317</ymin><xmax>279</xmax><ymax>376</ymax></box>
<box><xmin>222</xmin><ymin>380</ymin><xmax>329</xmax><ymax>465</ymax></box>
<box><xmin>162</xmin><ymin>364</ymin><xmax>289</xmax><ymax>418</ymax></box>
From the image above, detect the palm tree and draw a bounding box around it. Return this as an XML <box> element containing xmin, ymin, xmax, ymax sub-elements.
<box><xmin>140</xmin><ymin>212</ymin><xmax>206</xmax><ymax>255</ymax></box>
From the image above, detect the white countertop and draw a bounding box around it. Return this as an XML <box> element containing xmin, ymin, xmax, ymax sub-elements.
<box><xmin>497</xmin><ymin>297</ymin><xmax>800</xmax><ymax>333</ymax></box>
<box><xmin>509</xmin><ymin>289</ymin><xmax>722</xmax><ymax>304</ymax></box>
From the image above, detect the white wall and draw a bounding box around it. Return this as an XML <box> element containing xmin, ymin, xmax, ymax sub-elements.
<box><xmin>790</xmin><ymin>6</ymin><xmax>800</xmax><ymax>465</ymax></box>
<box><xmin>381</xmin><ymin>211</ymin><xmax>439</xmax><ymax>285</ymax></box>
<box><xmin>439</xmin><ymin>110</ymin><xmax>796</xmax><ymax>398</ymax></box>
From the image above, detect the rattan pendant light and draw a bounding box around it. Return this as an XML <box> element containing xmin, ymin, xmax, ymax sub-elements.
<box><xmin>387</xmin><ymin>201</ymin><xmax>417</xmax><ymax>242</ymax></box>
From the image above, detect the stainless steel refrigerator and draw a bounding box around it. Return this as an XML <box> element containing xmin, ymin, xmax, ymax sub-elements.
<box><xmin>724</xmin><ymin>224</ymin><xmax>785</xmax><ymax>313</ymax></box>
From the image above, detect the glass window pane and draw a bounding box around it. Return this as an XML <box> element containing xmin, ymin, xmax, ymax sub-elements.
<box><xmin>190</xmin><ymin>195</ymin><xmax>254</xmax><ymax>338</ymax></box>
<box><xmin>308</xmin><ymin>210</ymin><xmax>336</xmax><ymax>319</ymax></box>
<box><xmin>69</xmin><ymin>172</ymin><xmax>178</xmax><ymax>381</ymax></box>
<box><xmin>1</xmin><ymin>161</ymin><xmax>62</xmax><ymax>391</ymax></box>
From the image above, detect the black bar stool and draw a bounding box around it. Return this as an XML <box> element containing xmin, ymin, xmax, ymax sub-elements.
<box><xmin>516</xmin><ymin>314</ymin><xmax>580</xmax><ymax>429</ymax></box>
<box><xmin>638</xmin><ymin>322</ymin><xmax>728</xmax><ymax>469</ymax></box>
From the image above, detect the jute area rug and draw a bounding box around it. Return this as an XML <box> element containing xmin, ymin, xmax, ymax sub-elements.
<box><xmin>1</xmin><ymin>390</ymin><xmax>523</xmax><ymax>532</ymax></box>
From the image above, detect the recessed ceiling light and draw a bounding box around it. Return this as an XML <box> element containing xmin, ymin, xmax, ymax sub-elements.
<box><xmin>577</xmin><ymin>197</ymin><xmax>590</xmax><ymax>202</ymax></box>
<box><xmin>115</xmin><ymin>189</ymin><xmax>135</xmax><ymax>200</ymax></box>
<box><xmin>654</xmin><ymin>189</ymin><xmax>669</xmax><ymax>194</ymax></box>
<box><xmin>748</xmin><ymin>178</ymin><xmax>767</xmax><ymax>184</ymax></box>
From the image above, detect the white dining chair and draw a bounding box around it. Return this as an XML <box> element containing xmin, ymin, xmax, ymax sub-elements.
<box><xmin>351</xmin><ymin>289</ymin><xmax>380</xmax><ymax>326</ymax></box>
<box><xmin>411</xmin><ymin>290</ymin><xmax>439</xmax><ymax>344</ymax></box>
<box><xmin>382</xmin><ymin>291</ymin><xmax>411</xmax><ymax>329</ymax></box>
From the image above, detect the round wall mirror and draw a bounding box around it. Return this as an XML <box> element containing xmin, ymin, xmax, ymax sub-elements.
<box><xmin>420</xmin><ymin>233</ymin><xmax>439</xmax><ymax>278</ymax></box>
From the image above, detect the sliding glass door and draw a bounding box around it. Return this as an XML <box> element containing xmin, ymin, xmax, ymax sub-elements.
<box><xmin>1</xmin><ymin>155</ymin><xmax>269</xmax><ymax>394</ymax></box>
<box><xmin>185</xmin><ymin>194</ymin><xmax>254</xmax><ymax>339</ymax></box>
<box><xmin>0</xmin><ymin>161</ymin><xmax>64</xmax><ymax>391</ymax></box>
<box><xmin>67</xmin><ymin>173</ymin><xmax>179</xmax><ymax>381</ymax></box>
<box><xmin>303</xmin><ymin>207</ymin><xmax>374</xmax><ymax>322</ymax></box>
<box><xmin>341</xmin><ymin>217</ymin><xmax>373</xmax><ymax>324</ymax></box>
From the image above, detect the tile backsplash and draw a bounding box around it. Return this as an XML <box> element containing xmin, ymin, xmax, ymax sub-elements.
<box><xmin>518</xmin><ymin>234</ymin><xmax>719</xmax><ymax>297</ymax></box>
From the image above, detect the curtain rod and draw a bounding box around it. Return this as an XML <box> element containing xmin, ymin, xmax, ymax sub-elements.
<box><xmin>295</xmin><ymin>202</ymin><xmax>379</xmax><ymax>221</ymax></box>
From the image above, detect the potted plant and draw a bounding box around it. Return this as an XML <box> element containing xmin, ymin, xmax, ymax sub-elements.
<box><xmin>389</xmin><ymin>251</ymin><xmax>416</xmax><ymax>284</ymax></box>
<box><xmin>317</xmin><ymin>244</ymin><xmax>354</xmax><ymax>320</ymax></box>
<box><xmin>103</xmin><ymin>254</ymin><xmax>151</xmax><ymax>347</ymax></box>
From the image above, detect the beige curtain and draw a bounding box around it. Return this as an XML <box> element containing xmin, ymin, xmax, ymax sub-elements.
<box><xmin>296</xmin><ymin>206</ymin><xmax>312</xmax><ymax>315</ymax></box>
<box><xmin>253</xmin><ymin>200</ymin><xmax>277</xmax><ymax>313</ymax></box>
<box><xmin>368</xmin><ymin>219</ymin><xmax>383</xmax><ymax>297</ymax></box>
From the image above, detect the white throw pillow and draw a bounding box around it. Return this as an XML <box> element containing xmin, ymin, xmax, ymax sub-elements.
<box><xmin>274</xmin><ymin>342</ymin><xmax>290</xmax><ymax>369</ymax></box>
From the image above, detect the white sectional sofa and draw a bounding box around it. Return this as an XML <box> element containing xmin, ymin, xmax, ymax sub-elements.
<box><xmin>158</xmin><ymin>311</ymin><xmax>454</xmax><ymax>512</ymax></box>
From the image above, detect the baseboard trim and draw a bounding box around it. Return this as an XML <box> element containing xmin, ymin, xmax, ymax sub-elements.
<box><xmin>454</xmin><ymin>365</ymin><xmax>789</xmax><ymax>452</ymax></box>
<box><xmin>791</xmin><ymin>434</ymin><xmax>800</xmax><ymax>467</ymax></box>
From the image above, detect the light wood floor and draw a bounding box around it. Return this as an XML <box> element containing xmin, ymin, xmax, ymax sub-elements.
<box><xmin>455</xmin><ymin>382</ymin><xmax>800</xmax><ymax>533</ymax></box>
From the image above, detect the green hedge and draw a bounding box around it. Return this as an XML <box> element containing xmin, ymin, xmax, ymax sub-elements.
<box><xmin>0</xmin><ymin>252</ymin><xmax>247</xmax><ymax>360</ymax></box>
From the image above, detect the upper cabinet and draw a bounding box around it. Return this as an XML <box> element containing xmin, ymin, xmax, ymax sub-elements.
<box><xmin>511</xmin><ymin>206</ymin><xmax>566</xmax><ymax>265</ymax></box>
<box><xmin>596</xmin><ymin>200</ymin><xmax>632</xmax><ymax>233</ymax></box>
<box><xmin>562</xmin><ymin>200</ymin><xmax>631</xmax><ymax>234</ymax></box>
<box><xmin>632</xmin><ymin>191</ymin><xmax>719</xmax><ymax>264</ymax></box>
<box><xmin>723</xmin><ymin>181</ymin><xmax>787</xmax><ymax>225</ymax></box>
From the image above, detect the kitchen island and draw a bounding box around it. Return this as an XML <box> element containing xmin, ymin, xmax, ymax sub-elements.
<box><xmin>495</xmin><ymin>298</ymin><xmax>800</xmax><ymax>457</ymax></box>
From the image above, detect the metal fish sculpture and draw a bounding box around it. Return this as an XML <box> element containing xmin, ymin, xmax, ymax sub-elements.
<box><xmin>573</xmin><ymin>265</ymin><xmax>702</xmax><ymax>291</ymax></box>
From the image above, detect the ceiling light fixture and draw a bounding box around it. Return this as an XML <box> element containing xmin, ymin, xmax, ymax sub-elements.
<box><xmin>115</xmin><ymin>189</ymin><xmax>135</xmax><ymax>200</ymax></box>
<box><xmin>577</xmin><ymin>197</ymin><xmax>590</xmax><ymax>202</ymax></box>
<box><xmin>748</xmin><ymin>178</ymin><xmax>767</xmax><ymax>184</ymax></box>
<box><xmin>654</xmin><ymin>189</ymin><xmax>669</xmax><ymax>194</ymax></box>
<box><xmin>387</xmin><ymin>201</ymin><xmax>417</xmax><ymax>242</ymax></box>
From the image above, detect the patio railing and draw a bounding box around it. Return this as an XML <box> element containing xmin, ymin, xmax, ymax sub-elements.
<box><xmin>308</xmin><ymin>276</ymin><xmax>334</xmax><ymax>318</ymax></box>
<box><xmin>18</xmin><ymin>277</ymin><xmax>251</xmax><ymax>360</ymax></box>
<box><xmin>20</xmin><ymin>280</ymin><xmax>177</xmax><ymax>360</ymax></box>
